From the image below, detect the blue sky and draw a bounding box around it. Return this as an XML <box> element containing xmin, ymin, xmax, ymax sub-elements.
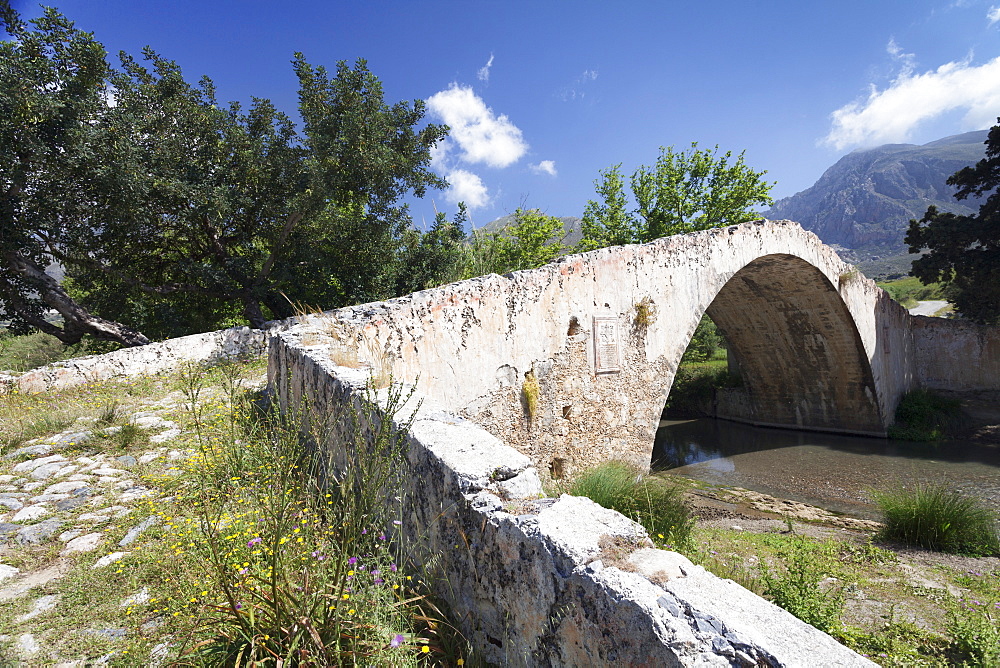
<box><xmin>9</xmin><ymin>0</ymin><xmax>1000</xmax><ymax>229</ymax></box>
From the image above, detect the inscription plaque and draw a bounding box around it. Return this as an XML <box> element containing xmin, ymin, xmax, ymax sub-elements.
<box><xmin>593</xmin><ymin>316</ymin><xmax>621</xmax><ymax>374</ymax></box>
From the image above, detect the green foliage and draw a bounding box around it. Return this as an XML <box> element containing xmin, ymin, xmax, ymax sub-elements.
<box><xmin>578</xmin><ymin>143</ymin><xmax>774</xmax><ymax>251</ymax></box>
<box><xmin>569</xmin><ymin>461</ymin><xmax>695</xmax><ymax>550</ymax></box>
<box><xmin>0</xmin><ymin>6</ymin><xmax>149</xmax><ymax>345</ymax></box>
<box><xmin>758</xmin><ymin>537</ymin><xmax>845</xmax><ymax>634</ymax></box>
<box><xmin>463</xmin><ymin>207</ymin><xmax>566</xmax><ymax>278</ymax></box>
<box><xmin>174</xmin><ymin>363</ymin><xmax>473</xmax><ymax>664</ymax></box>
<box><xmin>906</xmin><ymin>119</ymin><xmax>1000</xmax><ymax>325</ymax></box>
<box><xmin>948</xmin><ymin>596</ymin><xmax>1000</xmax><ymax>667</ymax></box>
<box><xmin>1</xmin><ymin>5</ymin><xmax>448</xmax><ymax>343</ymax></box>
<box><xmin>664</xmin><ymin>360</ymin><xmax>739</xmax><ymax>415</ymax></box>
<box><xmin>876</xmin><ymin>276</ymin><xmax>945</xmax><ymax>309</ymax></box>
<box><xmin>888</xmin><ymin>389</ymin><xmax>964</xmax><ymax>441</ymax></box>
<box><xmin>873</xmin><ymin>485</ymin><xmax>1000</xmax><ymax>556</ymax></box>
<box><xmin>395</xmin><ymin>206</ymin><xmax>469</xmax><ymax>295</ymax></box>
<box><xmin>680</xmin><ymin>314</ymin><xmax>724</xmax><ymax>363</ymax></box>
<box><xmin>0</xmin><ymin>330</ymin><xmax>101</xmax><ymax>373</ymax></box>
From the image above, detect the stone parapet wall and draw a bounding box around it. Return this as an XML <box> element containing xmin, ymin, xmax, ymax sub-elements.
<box><xmin>911</xmin><ymin>316</ymin><xmax>1000</xmax><ymax>392</ymax></box>
<box><xmin>3</xmin><ymin>325</ymin><xmax>271</xmax><ymax>394</ymax></box>
<box><xmin>269</xmin><ymin>327</ymin><xmax>876</xmax><ymax>666</ymax></box>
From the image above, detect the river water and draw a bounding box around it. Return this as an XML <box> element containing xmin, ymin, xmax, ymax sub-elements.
<box><xmin>651</xmin><ymin>418</ymin><xmax>1000</xmax><ymax>521</ymax></box>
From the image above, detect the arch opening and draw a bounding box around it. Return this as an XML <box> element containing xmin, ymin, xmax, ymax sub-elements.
<box><xmin>660</xmin><ymin>254</ymin><xmax>883</xmax><ymax>437</ymax></box>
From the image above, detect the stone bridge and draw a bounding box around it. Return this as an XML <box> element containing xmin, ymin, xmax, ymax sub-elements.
<box><xmin>324</xmin><ymin>219</ymin><xmax>998</xmax><ymax>481</ymax></box>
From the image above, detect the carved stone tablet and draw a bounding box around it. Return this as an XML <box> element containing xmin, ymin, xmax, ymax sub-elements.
<box><xmin>593</xmin><ymin>316</ymin><xmax>621</xmax><ymax>374</ymax></box>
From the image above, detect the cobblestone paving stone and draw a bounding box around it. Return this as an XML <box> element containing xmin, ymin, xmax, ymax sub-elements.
<box><xmin>0</xmin><ymin>384</ymin><xmax>226</xmax><ymax>665</ymax></box>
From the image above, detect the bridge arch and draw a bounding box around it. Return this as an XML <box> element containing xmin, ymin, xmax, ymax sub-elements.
<box><xmin>695</xmin><ymin>253</ymin><xmax>882</xmax><ymax>434</ymax></box>
<box><xmin>327</xmin><ymin>220</ymin><xmax>917</xmax><ymax>480</ymax></box>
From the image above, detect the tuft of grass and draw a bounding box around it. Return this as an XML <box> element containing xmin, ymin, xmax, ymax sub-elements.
<box><xmin>838</xmin><ymin>268</ymin><xmax>859</xmax><ymax>290</ymax></box>
<box><xmin>888</xmin><ymin>389</ymin><xmax>964</xmax><ymax>441</ymax></box>
<box><xmin>569</xmin><ymin>461</ymin><xmax>694</xmax><ymax>550</ymax></box>
<box><xmin>1</xmin><ymin>412</ymin><xmax>76</xmax><ymax>453</ymax></box>
<box><xmin>872</xmin><ymin>484</ymin><xmax>1000</xmax><ymax>556</ymax></box>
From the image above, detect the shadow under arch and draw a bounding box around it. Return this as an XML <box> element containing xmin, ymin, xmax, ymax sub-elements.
<box><xmin>688</xmin><ymin>253</ymin><xmax>884</xmax><ymax>436</ymax></box>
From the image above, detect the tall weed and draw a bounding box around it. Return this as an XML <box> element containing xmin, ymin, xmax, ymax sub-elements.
<box><xmin>948</xmin><ymin>597</ymin><xmax>1000</xmax><ymax>667</ymax></box>
<box><xmin>172</xmin><ymin>361</ymin><xmax>473</xmax><ymax>665</ymax></box>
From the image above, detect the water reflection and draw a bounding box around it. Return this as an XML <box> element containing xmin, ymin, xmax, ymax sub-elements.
<box><xmin>651</xmin><ymin>418</ymin><xmax>1000</xmax><ymax>520</ymax></box>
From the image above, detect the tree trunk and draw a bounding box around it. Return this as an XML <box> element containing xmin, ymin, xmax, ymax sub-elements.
<box><xmin>1</xmin><ymin>252</ymin><xmax>150</xmax><ymax>346</ymax></box>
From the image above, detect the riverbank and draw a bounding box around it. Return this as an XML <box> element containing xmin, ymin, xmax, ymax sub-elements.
<box><xmin>671</xmin><ymin>478</ymin><xmax>1000</xmax><ymax>666</ymax></box>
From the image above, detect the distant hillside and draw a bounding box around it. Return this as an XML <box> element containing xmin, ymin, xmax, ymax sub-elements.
<box><xmin>764</xmin><ymin>130</ymin><xmax>988</xmax><ymax>276</ymax></box>
<box><xmin>477</xmin><ymin>214</ymin><xmax>584</xmax><ymax>248</ymax></box>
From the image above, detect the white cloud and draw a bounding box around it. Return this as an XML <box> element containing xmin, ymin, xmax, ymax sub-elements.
<box><xmin>477</xmin><ymin>53</ymin><xmax>494</xmax><ymax>83</ymax></box>
<box><xmin>530</xmin><ymin>160</ymin><xmax>557</xmax><ymax>177</ymax></box>
<box><xmin>426</xmin><ymin>83</ymin><xmax>528</xmax><ymax>168</ymax></box>
<box><xmin>822</xmin><ymin>55</ymin><xmax>1000</xmax><ymax>150</ymax></box>
<box><xmin>989</xmin><ymin>5</ymin><xmax>1000</xmax><ymax>24</ymax></box>
<box><xmin>885</xmin><ymin>38</ymin><xmax>915</xmax><ymax>78</ymax></box>
<box><xmin>444</xmin><ymin>169</ymin><xmax>490</xmax><ymax>209</ymax></box>
<box><xmin>559</xmin><ymin>69</ymin><xmax>599</xmax><ymax>101</ymax></box>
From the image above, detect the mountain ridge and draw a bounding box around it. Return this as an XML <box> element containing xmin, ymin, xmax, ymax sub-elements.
<box><xmin>763</xmin><ymin>130</ymin><xmax>988</xmax><ymax>274</ymax></box>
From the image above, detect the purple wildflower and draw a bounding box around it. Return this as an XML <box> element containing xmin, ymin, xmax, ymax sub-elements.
<box><xmin>391</xmin><ymin>634</ymin><xmax>404</xmax><ymax>648</ymax></box>
<box><xmin>390</xmin><ymin>563</ymin><xmax>397</xmax><ymax>572</ymax></box>
<box><xmin>248</xmin><ymin>537</ymin><xmax>262</xmax><ymax>547</ymax></box>
<box><xmin>348</xmin><ymin>557</ymin><xmax>358</xmax><ymax>565</ymax></box>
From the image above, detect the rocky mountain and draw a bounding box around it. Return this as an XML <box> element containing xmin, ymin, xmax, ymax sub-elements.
<box><xmin>764</xmin><ymin>130</ymin><xmax>988</xmax><ymax>275</ymax></box>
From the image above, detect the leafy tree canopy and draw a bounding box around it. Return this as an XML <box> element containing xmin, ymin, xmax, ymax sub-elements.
<box><xmin>578</xmin><ymin>143</ymin><xmax>775</xmax><ymax>251</ymax></box>
<box><xmin>465</xmin><ymin>208</ymin><xmax>566</xmax><ymax>277</ymax></box>
<box><xmin>0</xmin><ymin>4</ymin><xmax>448</xmax><ymax>344</ymax></box>
<box><xmin>0</xmin><ymin>5</ymin><xmax>151</xmax><ymax>345</ymax></box>
<box><xmin>906</xmin><ymin>119</ymin><xmax>1000</xmax><ymax>325</ymax></box>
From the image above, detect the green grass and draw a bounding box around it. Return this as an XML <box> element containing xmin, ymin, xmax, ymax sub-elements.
<box><xmin>888</xmin><ymin>389</ymin><xmax>965</xmax><ymax>441</ymax></box>
<box><xmin>0</xmin><ymin>330</ymin><xmax>120</xmax><ymax>374</ymax></box>
<box><xmin>688</xmin><ymin>522</ymin><xmax>999</xmax><ymax>666</ymax></box>
<box><xmin>0</xmin><ymin>358</ymin><xmax>480</xmax><ymax>665</ymax></box>
<box><xmin>873</xmin><ymin>485</ymin><xmax>1000</xmax><ymax>557</ymax></box>
<box><xmin>876</xmin><ymin>276</ymin><xmax>945</xmax><ymax>309</ymax></box>
<box><xmin>568</xmin><ymin>461</ymin><xmax>694</xmax><ymax>550</ymax></box>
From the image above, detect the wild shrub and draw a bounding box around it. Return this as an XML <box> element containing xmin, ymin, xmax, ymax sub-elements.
<box><xmin>758</xmin><ymin>537</ymin><xmax>844</xmax><ymax>634</ymax></box>
<box><xmin>948</xmin><ymin>596</ymin><xmax>1000</xmax><ymax>666</ymax></box>
<box><xmin>873</xmin><ymin>485</ymin><xmax>1000</xmax><ymax>556</ymax></box>
<box><xmin>569</xmin><ymin>461</ymin><xmax>694</xmax><ymax>550</ymax></box>
<box><xmin>888</xmin><ymin>389</ymin><xmax>964</xmax><ymax>441</ymax></box>
<box><xmin>170</xmin><ymin>361</ymin><xmax>473</xmax><ymax>665</ymax></box>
